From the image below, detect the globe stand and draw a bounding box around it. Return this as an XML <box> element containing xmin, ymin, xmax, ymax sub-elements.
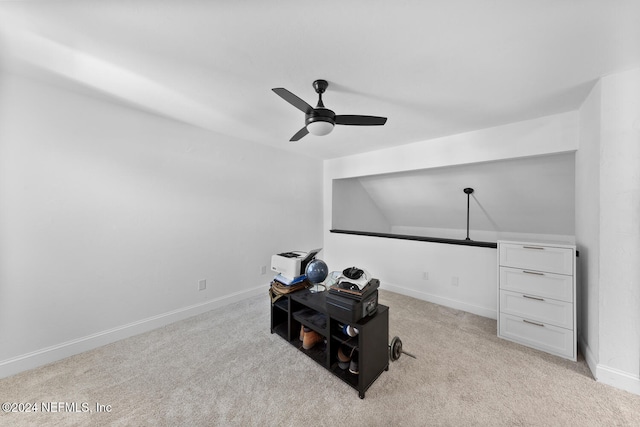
<box><xmin>305</xmin><ymin>258</ymin><xmax>329</xmax><ymax>293</ymax></box>
<box><xmin>309</xmin><ymin>283</ymin><xmax>326</xmax><ymax>293</ymax></box>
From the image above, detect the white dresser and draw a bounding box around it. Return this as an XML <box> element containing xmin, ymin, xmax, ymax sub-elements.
<box><xmin>497</xmin><ymin>240</ymin><xmax>577</xmax><ymax>361</ymax></box>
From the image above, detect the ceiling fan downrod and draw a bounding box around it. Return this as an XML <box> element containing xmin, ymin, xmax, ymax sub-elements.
<box><xmin>313</xmin><ymin>79</ymin><xmax>328</xmax><ymax>108</ymax></box>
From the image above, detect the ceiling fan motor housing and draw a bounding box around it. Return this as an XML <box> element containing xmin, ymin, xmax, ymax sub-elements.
<box><xmin>306</xmin><ymin>107</ymin><xmax>335</xmax><ymax>126</ymax></box>
<box><xmin>306</xmin><ymin>108</ymin><xmax>335</xmax><ymax>135</ymax></box>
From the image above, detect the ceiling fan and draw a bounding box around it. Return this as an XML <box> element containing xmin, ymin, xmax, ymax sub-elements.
<box><xmin>272</xmin><ymin>79</ymin><xmax>387</xmax><ymax>142</ymax></box>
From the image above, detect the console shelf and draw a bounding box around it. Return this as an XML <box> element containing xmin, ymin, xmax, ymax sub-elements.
<box><xmin>270</xmin><ymin>289</ymin><xmax>389</xmax><ymax>399</ymax></box>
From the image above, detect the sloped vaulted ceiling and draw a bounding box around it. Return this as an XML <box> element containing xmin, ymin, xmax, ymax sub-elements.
<box><xmin>0</xmin><ymin>1</ymin><xmax>639</xmax><ymax>159</ymax></box>
<box><xmin>334</xmin><ymin>153</ymin><xmax>575</xmax><ymax>240</ymax></box>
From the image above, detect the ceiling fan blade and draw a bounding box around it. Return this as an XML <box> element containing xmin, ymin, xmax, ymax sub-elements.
<box><xmin>335</xmin><ymin>115</ymin><xmax>387</xmax><ymax>126</ymax></box>
<box><xmin>290</xmin><ymin>126</ymin><xmax>309</xmax><ymax>142</ymax></box>
<box><xmin>272</xmin><ymin>88</ymin><xmax>313</xmax><ymax>114</ymax></box>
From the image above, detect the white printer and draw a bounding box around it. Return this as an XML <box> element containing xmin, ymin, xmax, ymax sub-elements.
<box><xmin>271</xmin><ymin>248</ymin><xmax>321</xmax><ymax>279</ymax></box>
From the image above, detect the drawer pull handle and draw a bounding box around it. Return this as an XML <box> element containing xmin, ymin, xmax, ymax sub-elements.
<box><xmin>523</xmin><ymin>319</ymin><xmax>545</xmax><ymax>327</ymax></box>
<box><xmin>523</xmin><ymin>294</ymin><xmax>545</xmax><ymax>302</ymax></box>
<box><xmin>522</xmin><ymin>270</ymin><xmax>544</xmax><ymax>276</ymax></box>
<box><xmin>523</xmin><ymin>246</ymin><xmax>545</xmax><ymax>250</ymax></box>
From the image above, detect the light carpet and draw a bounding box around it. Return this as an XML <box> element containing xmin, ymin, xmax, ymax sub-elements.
<box><xmin>1</xmin><ymin>290</ymin><xmax>639</xmax><ymax>426</ymax></box>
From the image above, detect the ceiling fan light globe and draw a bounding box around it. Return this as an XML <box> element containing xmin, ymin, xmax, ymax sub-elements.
<box><xmin>307</xmin><ymin>120</ymin><xmax>334</xmax><ymax>136</ymax></box>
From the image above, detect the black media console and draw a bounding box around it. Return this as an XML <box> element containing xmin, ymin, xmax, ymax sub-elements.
<box><xmin>270</xmin><ymin>289</ymin><xmax>389</xmax><ymax>399</ymax></box>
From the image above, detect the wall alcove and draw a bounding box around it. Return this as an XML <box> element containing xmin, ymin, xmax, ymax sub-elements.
<box><xmin>331</xmin><ymin>152</ymin><xmax>576</xmax><ymax>246</ymax></box>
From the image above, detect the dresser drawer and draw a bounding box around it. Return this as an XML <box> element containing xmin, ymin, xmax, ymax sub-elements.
<box><xmin>499</xmin><ymin>243</ymin><xmax>574</xmax><ymax>275</ymax></box>
<box><xmin>499</xmin><ymin>313</ymin><xmax>575</xmax><ymax>360</ymax></box>
<box><xmin>500</xmin><ymin>290</ymin><xmax>573</xmax><ymax>329</ymax></box>
<box><xmin>499</xmin><ymin>267</ymin><xmax>574</xmax><ymax>302</ymax></box>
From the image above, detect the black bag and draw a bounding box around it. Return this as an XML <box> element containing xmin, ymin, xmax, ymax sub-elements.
<box><xmin>326</xmin><ymin>289</ymin><xmax>378</xmax><ymax>323</ymax></box>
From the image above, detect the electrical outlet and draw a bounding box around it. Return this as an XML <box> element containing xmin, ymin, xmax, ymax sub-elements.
<box><xmin>422</xmin><ymin>271</ymin><xmax>429</xmax><ymax>280</ymax></box>
<box><xmin>260</xmin><ymin>266</ymin><xmax>267</xmax><ymax>275</ymax></box>
<box><xmin>198</xmin><ymin>279</ymin><xmax>206</xmax><ymax>291</ymax></box>
<box><xmin>451</xmin><ymin>276</ymin><xmax>459</xmax><ymax>286</ymax></box>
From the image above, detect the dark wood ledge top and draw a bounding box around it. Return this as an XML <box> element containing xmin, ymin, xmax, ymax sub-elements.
<box><xmin>329</xmin><ymin>229</ymin><xmax>498</xmax><ymax>249</ymax></box>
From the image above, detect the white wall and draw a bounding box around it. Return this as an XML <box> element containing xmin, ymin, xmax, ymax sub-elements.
<box><xmin>324</xmin><ymin>112</ymin><xmax>579</xmax><ymax>319</ymax></box>
<box><xmin>597</xmin><ymin>68</ymin><xmax>640</xmax><ymax>394</ymax></box>
<box><xmin>332</xmin><ymin>178</ymin><xmax>390</xmax><ymax>232</ymax></box>
<box><xmin>565</xmin><ymin>67</ymin><xmax>640</xmax><ymax>396</ymax></box>
<box><xmin>0</xmin><ymin>72</ymin><xmax>323</xmax><ymax>377</ymax></box>
<box><xmin>576</xmin><ymin>79</ymin><xmax>601</xmax><ymax>373</ymax></box>
<box><xmin>325</xmin><ymin>111</ymin><xmax>579</xmax><ymax>179</ymax></box>
<box><xmin>328</xmin><ymin>232</ymin><xmax>498</xmax><ymax>318</ymax></box>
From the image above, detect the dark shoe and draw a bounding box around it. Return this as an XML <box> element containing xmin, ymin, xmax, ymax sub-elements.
<box><xmin>349</xmin><ymin>352</ymin><xmax>359</xmax><ymax>374</ymax></box>
<box><xmin>337</xmin><ymin>345</ymin><xmax>351</xmax><ymax>370</ymax></box>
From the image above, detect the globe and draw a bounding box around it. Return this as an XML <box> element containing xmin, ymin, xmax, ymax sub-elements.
<box><xmin>305</xmin><ymin>259</ymin><xmax>329</xmax><ymax>292</ymax></box>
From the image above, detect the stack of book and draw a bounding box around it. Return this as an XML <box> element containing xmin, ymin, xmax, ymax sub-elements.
<box><xmin>273</xmin><ymin>273</ymin><xmax>306</xmax><ymax>286</ymax></box>
<box><xmin>329</xmin><ymin>278</ymin><xmax>379</xmax><ymax>300</ymax></box>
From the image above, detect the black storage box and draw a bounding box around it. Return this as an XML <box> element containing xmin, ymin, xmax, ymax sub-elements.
<box><xmin>326</xmin><ymin>289</ymin><xmax>378</xmax><ymax>323</ymax></box>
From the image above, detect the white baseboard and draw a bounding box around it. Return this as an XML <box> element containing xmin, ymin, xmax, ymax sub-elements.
<box><xmin>579</xmin><ymin>335</ymin><xmax>598</xmax><ymax>378</ymax></box>
<box><xmin>595</xmin><ymin>365</ymin><xmax>640</xmax><ymax>396</ymax></box>
<box><xmin>0</xmin><ymin>284</ymin><xmax>267</xmax><ymax>380</ymax></box>
<box><xmin>381</xmin><ymin>282</ymin><xmax>497</xmax><ymax>320</ymax></box>
<box><xmin>379</xmin><ymin>291</ymin><xmax>640</xmax><ymax>396</ymax></box>
<box><xmin>580</xmin><ymin>335</ymin><xmax>640</xmax><ymax>396</ymax></box>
